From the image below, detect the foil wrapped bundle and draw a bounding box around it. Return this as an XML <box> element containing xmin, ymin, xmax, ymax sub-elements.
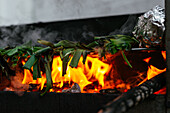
<box><xmin>133</xmin><ymin>5</ymin><xmax>165</xmax><ymax>48</ymax></box>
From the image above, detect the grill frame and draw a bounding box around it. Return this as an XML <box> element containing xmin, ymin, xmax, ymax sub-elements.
<box><xmin>0</xmin><ymin>6</ymin><xmax>168</xmax><ymax>113</ymax></box>
<box><xmin>0</xmin><ymin>91</ymin><xmax>166</xmax><ymax>113</ymax></box>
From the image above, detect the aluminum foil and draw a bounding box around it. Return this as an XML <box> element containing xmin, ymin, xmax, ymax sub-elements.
<box><xmin>133</xmin><ymin>5</ymin><xmax>165</xmax><ymax>48</ymax></box>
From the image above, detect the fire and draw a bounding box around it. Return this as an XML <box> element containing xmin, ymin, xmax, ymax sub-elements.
<box><xmin>143</xmin><ymin>57</ymin><xmax>151</xmax><ymax>63</ymax></box>
<box><xmin>138</xmin><ymin>51</ymin><xmax>166</xmax><ymax>94</ymax></box>
<box><xmin>21</xmin><ymin>51</ymin><xmax>166</xmax><ymax>94</ymax></box>
<box><xmin>147</xmin><ymin>65</ymin><xmax>166</xmax><ymax>80</ymax></box>
<box><xmin>162</xmin><ymin>51</ymin><xmax>166</xmax><ymax>60</ymax></box>
<box><xmin>22</xmin><ymin>55</ymin><xmax>112</xmax><ymax>93</ymax></box>
<box><xmin>22</xmin><ymin>61</ymin><xmax>48</xmax><ymax>90</ymax></box>
<box><xmin>143</xmin><ymin>51</ymin><xmax>166</xmax><ymax>80</ymax></box>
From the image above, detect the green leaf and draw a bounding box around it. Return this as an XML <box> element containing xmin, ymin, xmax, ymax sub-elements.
<box><xmin>7</xmin><ymin>47</ymin><xmax>18</xmax><ymax>56</ymax></box>
<box><xmin>94</xmin><ymin>36</ymin><xmax>106</xmax><ymax>40</ymax></box>
<box><xmin>54</xmin><ymin>40</ymin><xmax>76</xmax><ymax>48</ymax></box>
<box><xmin>12</xmin><ymin>57</ymin><xmax>19</xmax><ymax>63</ymax></box>
<box><xmin>34</xmin><ymin>47</ymin><xmax>51</xmax><ymax>55</ymax></box>
<box><xmin>26</xmin><ymin>50</ymin><xmax>32</xmax><ymax>56</ymax></box>
<box><xmin>59</xmin><ymin>50</ymin><xmax>63</xmax><ymax>59</ymax></box>
<box><xmin>62</xmin><ymin>48</ymin><xmax>74</xmax><ymax>58</ymax></box>
<box><xmin>109</xmin><ymin>35</ymin><xmax>136</xmax><ymax>45</ymax></box>
<box><xmin>33</xmin><ymin>59</ymin><xmax>41</xmax><ymax>80</ymax></box>
<box><xmin>1</xmin><ymin>49</ymin><xmax>11</xmax><ymax>55</ymax></box>
<box><xmin>76</xmin><ymin>42</ymin><xmax>93</xmax><ymax>51</ymax></box>
<box><xmin>59</xmin><ymin>48</ymin><xmax>74</xmax><ymax>61</ymax></box>
<box><xmin>62</xmin><ymin>55</ymin><xmax>70</xmax><ymax>76</ymax></box>
<box><xmin>6</xmin><ymin>41</ymin><xmax>33</xmax><ymax>57</ymax></box>
<box><xmin>86</xmin><ymin>41</ymin><xmax>99</xmax><ymax>48</ymax></box>
<box><xmin>12</xmin><ymin>63</ymin><xmax>17</xmax><ymax>68</ymax></box>
<box><xmin>112</xmin><ymin>49</ymin><xmax>118</xmax><ymax>54</ymax></box>
<box><xmin>61</xmin><ymin>48</ymin><xmax>74</xmax><ymax>76</ymax></box>
<box><xmin>32</xmin><ymin>47</ymin><xmax>43</xmax><ymax>52</ymax></box>
<box><xmin>110</xmin><ymin>46</ymin><xmax>117</xmax><ymax>54</ymax></box>
<box><xmin>69</xmin><ymin>49</ymin><xmax>83</xmax><ymax>68</ymax></box>
<box><xmin>23</xmin><ymin>55</ymin><xmax>38</xmax><ymax>70</ymax></box>
<box><xmin>21</xmin><ymin>40</ymin><xmax>32</xmax><ymax>48</ymax></box>
<box><xmin>18</xmin><ymin>51</ymin><xmax>24</xmax><ymax>57</ymax></box>
<box><xmin>82</xmin><ymin>50</ymin><xmax>88</xmax><ymax>64</ymax></box>
<box><xmin>40</xmin><ymin>55</ymin><xmax>52</xmax><ymax>96</ymax></box>
<box><xmin>37</xmin><ymin>39</ymin><xmax>54</xmax><ymax>48</ymax></box>
<box><xmin>121</xmin><ymin>51</ymin><xmax>132</xmax><ymax>68</ymax></box>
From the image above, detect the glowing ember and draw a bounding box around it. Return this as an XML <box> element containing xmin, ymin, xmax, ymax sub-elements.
<box><xmin>162</xmin><ymin>51</ymin><xmax>166</xmax><ymax>60</ymax></box>
<box><xmin>143</xmin><ymin>57</ymin><xmax>151</xmax><ymax>63</ymax></box>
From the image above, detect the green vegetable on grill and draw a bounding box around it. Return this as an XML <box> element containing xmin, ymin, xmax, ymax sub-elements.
<box><xmin>0</xmin><ymin>35</ymin><xmax>137</xmax><ymax>96</ymax></box>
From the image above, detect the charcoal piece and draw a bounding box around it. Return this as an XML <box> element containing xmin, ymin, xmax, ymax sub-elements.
<box><xmin>98</xmin><ymin>72</ymin><xmax>166</xmax><ymax>113</ymax></box>
<box><xmin>62</xmin><ymin>83</ymin><xmax>81</xmax><ymax>93</ymax></box>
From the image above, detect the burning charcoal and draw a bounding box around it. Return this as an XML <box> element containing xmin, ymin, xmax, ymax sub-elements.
<box><xmin>3</xmin><ymin>87</ymin><xmax>13</xmax><ymax>91</ymax></box>
<box><xmin>99</xmin><ymin>88</ymin><xmax>122</xmax><ymax>94</ymax></box>
<box><xmin>62</xmin><ymin>83</ymin><xmax>81</xmax><ymax>93</ymax></box>
<box><xmin>133</xmin><ymin>5</ymin><xmax>165</xmax><ymax>48</ymax></box>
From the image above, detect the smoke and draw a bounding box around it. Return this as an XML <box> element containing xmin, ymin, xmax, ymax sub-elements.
<box><xmin>109</xmin><ymin>15</ymin><xmax>139</xmax><ymax>35</ymax></box>
<box><xmin>0</xmin><ymin>24</ymin><xmax>95</xmax><ymax>48</ymax></box>
<box><xmin>0</xmin><ymin>14</ymin><xmax>139</xmax><ymax>48</ymax></box>
<box><xmin>0</xmin><ymin>25</ymin><xmax>60</xmax><ymax>47</ymax></box>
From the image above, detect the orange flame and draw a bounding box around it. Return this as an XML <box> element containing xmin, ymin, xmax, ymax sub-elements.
<box><xmin>143</xmin><ymin>57</ymin><xmax>151</xmax><ymax>63</ymax></box>
<box><xmin>142</xmin><ymin>51</ymin><xmax>166</xmax><ymax>80</ymax></box>
<box><xmin>140</xmin><ymin>51</ymin><xmax>166</xmax><ymax>94</ymax></box>
<box><xmin>147</xmin><ymin>65</ymin><xmax>166</xmax><ymax>80</ymax></box>
<box><xmin>21</xmin><ymin>51</ymin><xmax>166</xmax><ymax>93</ymax></box>
<box><xmin>22</xmin><ymin>61</ymin><xmax>48</xmax><ymax>90</ymax></box>
<box><xmin>147</xmin><ymin>51</ymin><xmax>166</xmax><ymax>80</ymax></box>
<box><xmin>22</xmin><ymin>55</ymin><xmax>112</xmax><ymax>92</ymax></box>
<box><xmin>138</xmin><ymin>51</ymin><xmax>166</xmax><ymax>95</ymax></box>
<box><xmin>162</xmin><ymin>51</ymin><xmax>166</xmax><ymax>60</ymax></box>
